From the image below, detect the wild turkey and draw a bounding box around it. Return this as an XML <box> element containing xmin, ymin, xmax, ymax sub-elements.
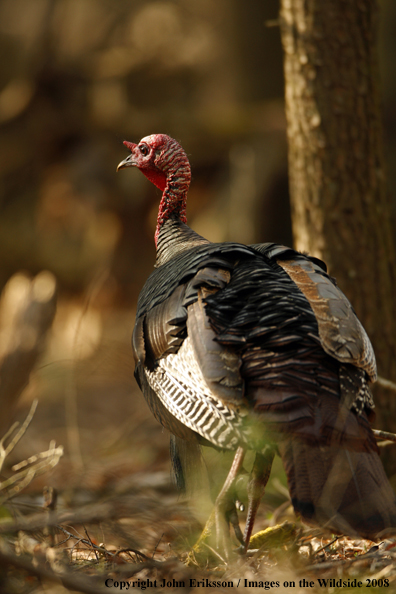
<box><xmin>117</xmin><ymin>134</ymin><xmax>396</xmax><ymax>550</ymax></box>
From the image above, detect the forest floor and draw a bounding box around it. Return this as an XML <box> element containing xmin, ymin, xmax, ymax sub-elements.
<box><xmin>0</xmin><ymin>301</ymin><xmax>395</xmax><ymax>594</ymax></box>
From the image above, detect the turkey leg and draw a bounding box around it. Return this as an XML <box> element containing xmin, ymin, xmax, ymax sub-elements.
<box><xmin>186</xmin><ymin>446</ymin><xmax>246</xmax><ymax>564</ymax></box>
<box><xmin>214</xmin><ymin>446</ymin><xmax>246</xmax><ymax>553</ymax></box>
<box><xmin>243</xmin><ymin>447</ymin><xmax>275</xmax><ymax>551</ymax></box>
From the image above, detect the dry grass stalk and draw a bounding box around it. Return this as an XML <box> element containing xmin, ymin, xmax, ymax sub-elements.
<box><xmin>0</xmin><ymin>400</ymin><xmax>63</xmax><ymax>503</ymax></box>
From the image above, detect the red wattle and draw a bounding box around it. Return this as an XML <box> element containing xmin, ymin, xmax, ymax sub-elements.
<box><xmin>141</xmin><ymin>168</ymin><xmax>167</xmax><ymax>191</ymax></box>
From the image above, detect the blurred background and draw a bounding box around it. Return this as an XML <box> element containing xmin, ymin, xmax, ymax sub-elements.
<box><xmin>0</xmin><ymin>0</ymin><xmax>396</xmax><ymax>532</ymax></box>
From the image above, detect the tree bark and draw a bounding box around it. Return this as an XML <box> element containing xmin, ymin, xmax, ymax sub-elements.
<box><xmin>280</xmin><ymin>0</ymin><xmax>396</xmax><ymax>473</ymax></box>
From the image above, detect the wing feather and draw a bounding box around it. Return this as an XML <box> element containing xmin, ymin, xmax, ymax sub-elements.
<box><xmin>278</xmin><ymin>258</ymin><xmax>376</xmax><ymax>381</ymax></box>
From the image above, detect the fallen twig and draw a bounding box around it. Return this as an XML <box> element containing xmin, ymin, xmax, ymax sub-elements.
<box><xmin>313</xmin><ymin>536</ymin><xmax>339</xmax><ymax>556</ymax></box>
<box><xmin>56</xmin><ymin>525</ymin><xmax>151</xmax><ymax>562</ymax></box>
<box><xmin>0</xmin><ymin>541</ymin><xmax>109</xmax><ymax>594</ymax></box>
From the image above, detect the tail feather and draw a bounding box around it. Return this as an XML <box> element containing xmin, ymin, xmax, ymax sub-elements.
<box><xmin>170</xmin><ymin>434</ymin><xmax>210</xmax><ymax>498</ymax></box>
<box><xmin>279</xmin><ymin>438</ymin><xmax>396</xmax><ymax>538</ymax></box>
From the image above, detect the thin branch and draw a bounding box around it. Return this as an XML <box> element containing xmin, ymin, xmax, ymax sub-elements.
<box><xmin>114</xmin><ymin>548</ymin><xmax>150</xmax><ymax>561</ymax></box>
<box><xmin>377</xmin><ymin>376</ymin><xmax>396</xmax><ymax>392</ymax></box>
<box><xmin>313</xmin><ymin>536</ymin><xmax>339</xmax><ymax>556</ymax></box>
<box><xmin>0</xmin><ymin>399</ymin><xmax>38</xmax><ymax>473</ymax></box>
<box><xmin>0</xmin><ymin>469</ymin><xmax>36</xmax><ymax>500</ymax></box>
<box><xmin>0</xmin><ymin>423</ymin><xmax>19</xmax><ymax>465</ymax></box>
<box><xmin>83</xmin><ymin>527</ymin><xmax>99</xmax><ymax>561</ymax></box>
<box><xmin>56</xmin><ymin>526</ymin><xmax>151</xmax><ymax>561</ymax></box>
<box><xmin>0</xmin><ymin>440</ymin><xmax>63</xmax><ymax>503</ymax></box>
<box><xmin>12</xmin><ymin>440</ymin><xmax>61</xmax><ymax>471</ymax></box>
<box><xmin>5</xmin><ymin>400</ymin><xmax>38</xmax><ymax>456</ymax></box>
<box><xmin>152</xmin><ymin>532</ymin><xmax>164</xmax><ymax>559</ymax></box>
<box><xmin>373</xmin><ymin>429</ymin><xmax>396</xmax><ymax>443</ymax></box>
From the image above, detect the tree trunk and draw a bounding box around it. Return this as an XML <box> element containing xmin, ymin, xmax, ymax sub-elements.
<box><xmin>280</xmin><ymin>0</ymin><xmax>396</xmax><ymax>474</ymax></box>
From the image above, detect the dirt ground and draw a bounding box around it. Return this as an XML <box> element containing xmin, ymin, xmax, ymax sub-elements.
<box><xmin>0</xmin><ymin>297</ymin><xmax>395</xmax><ymax>593</ymax></box>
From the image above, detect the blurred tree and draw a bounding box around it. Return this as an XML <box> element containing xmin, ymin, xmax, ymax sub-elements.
<box><xmin>280</xmin><ymin>0</ymin><xmax>396</xmax><ymax>474</ymax></box>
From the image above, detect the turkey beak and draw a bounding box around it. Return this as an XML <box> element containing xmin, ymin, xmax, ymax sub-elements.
<box><xmin>117</xmin><ymin>153</ymin><xmax>137</xmax><ymax>172</ymax></box>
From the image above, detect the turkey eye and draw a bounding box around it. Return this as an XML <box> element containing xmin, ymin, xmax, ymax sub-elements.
<box><xmin>139</xmin><ymin>145</ymin><xmax>149</xmax><ymax>156</ymax></box>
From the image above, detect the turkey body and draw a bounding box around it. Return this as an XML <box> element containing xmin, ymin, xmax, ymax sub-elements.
<box><xmin>118</xmin><ymin>134</ymin><xmax>396</xmax><ymax>543</ymax></box>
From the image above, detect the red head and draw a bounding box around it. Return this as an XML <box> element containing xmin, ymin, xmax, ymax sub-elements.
<box><xmin>117</xmin><ymin>134</ymin><xmax>191</xmax><ymax>245</ymax></box>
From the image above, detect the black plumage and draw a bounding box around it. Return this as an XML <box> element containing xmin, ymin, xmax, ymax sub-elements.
<box><xmin>118</xmin><ymin>134</ymin><xmax>396</xmax><ymax>548</ymax></box>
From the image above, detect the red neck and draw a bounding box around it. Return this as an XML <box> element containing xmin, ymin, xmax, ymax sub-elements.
<box><xmin>150</xmin><ymin>140</ymin><xmax>191</xmax><ymax>248</ymax></box>
<box><xmin>155</xmin><ymin>178</ymin><xmax>188</xmax><ymax>246</ymax></box>
<box><xmin>126</xmin><ymin>134</ymin><xmax>191</xmax><ymax>248</ymax></box>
